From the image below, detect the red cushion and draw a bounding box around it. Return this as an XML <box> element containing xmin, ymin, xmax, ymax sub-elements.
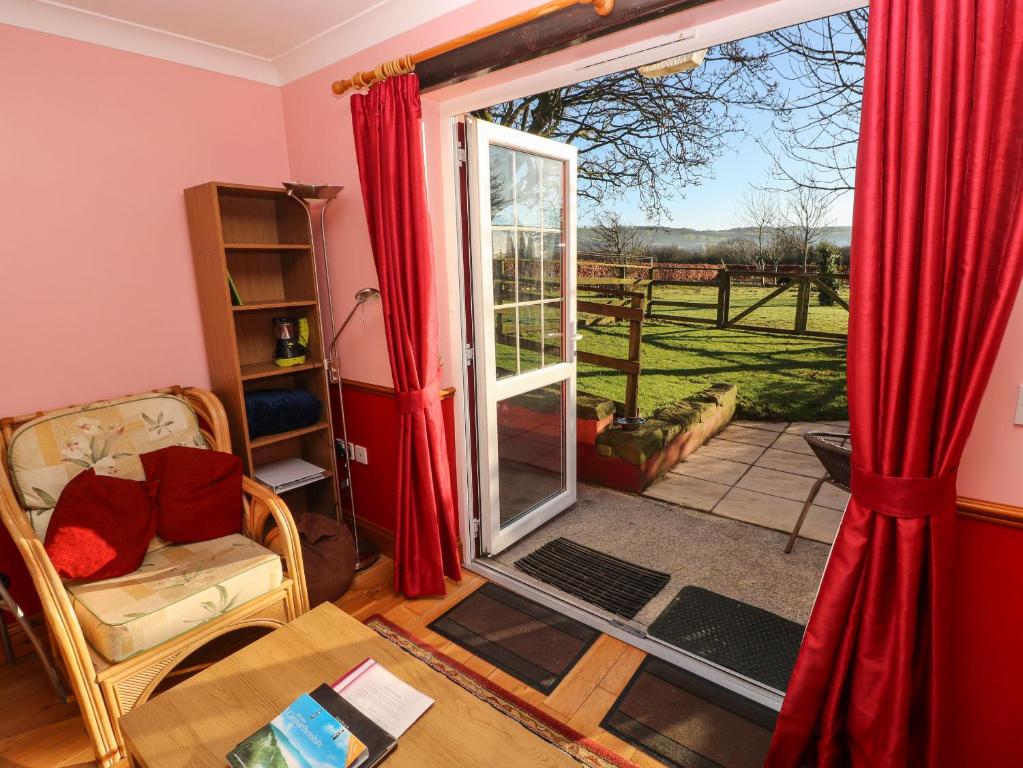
<box><xmin>140</xmin><ymin>446</ymin><xmax>242</xmax><ymax>543</ymax></box>
<box><xmin>44</xmin><ymin>470</ymin><xmax>158</xmax><ymax>581</ymax></box>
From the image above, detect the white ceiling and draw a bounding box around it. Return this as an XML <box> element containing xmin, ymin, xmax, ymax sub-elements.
<box><xmin>0</xmin><ymin>0</ymin><xmax>476</xmax><ymax>84</ymax></box>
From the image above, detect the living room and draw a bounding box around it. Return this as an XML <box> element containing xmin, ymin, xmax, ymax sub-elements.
<box><xmin>2</xmin><ymin>1</ymin><xmax>1022</xmax><ymax>767</ymax></box>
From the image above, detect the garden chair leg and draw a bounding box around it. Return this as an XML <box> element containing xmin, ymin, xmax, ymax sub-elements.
<box><xmin>786</xmin><ymin>476</ymin><xmax>828</xmax><ymax>554</ymax></box>
<box><xmin>0</xmin><ymin>614</ymin><xmax>13</xmax><ymax>666</ymax></box>
<box><xmin>0</xmin><ymin>579</ymin><xmax>68</xmax><ymax>703</ymax></box>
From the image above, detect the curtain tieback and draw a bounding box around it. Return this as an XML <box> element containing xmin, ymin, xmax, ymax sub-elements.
<box><xmin>850</xmin><ymin>464</ymin><xmax>957</xmax><ymax>518</ymax></box>
<box><xmin>396</xmin><ymin>380</ymin><xmax>439</xmax><ymax>414</ymax></box>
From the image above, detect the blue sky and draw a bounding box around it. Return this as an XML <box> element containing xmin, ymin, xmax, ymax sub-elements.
<box><xmin>584</xmin><ymin>106</ymin><xmax>856</xmax><ymax>230</ymax></box>
<box><xmin>576</xmin><ymin>14</ymin><xmax>862</xmax><ymax>230</ymax></box>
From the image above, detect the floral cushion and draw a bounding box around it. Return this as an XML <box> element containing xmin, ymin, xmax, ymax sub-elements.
<box><xmin>6</xmin><ymin>392</ymin><xmax>207</xmax><ymax>540</ymax></box>
<box><xmin>67</xmin><ymin>534</ymin><xmax>282</xmax><ymax>663</ymax></box>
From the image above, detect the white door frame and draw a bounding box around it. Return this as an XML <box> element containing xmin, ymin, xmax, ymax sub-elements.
<box><xmin>465</xmin><ymin>117</ymin><xmax>579</xmax><ymax>555</ymax></box>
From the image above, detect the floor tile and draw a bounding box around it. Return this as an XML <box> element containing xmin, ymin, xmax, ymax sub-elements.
<box><xmin>712</xmin><ymin>487</ymin><xmax>801</xmax><ymax>532</ymax></box>
<box><xmin>771</xmin><ymin>433</ymin><xmax>815</xmax><ymax>455</ymax></box>
<box><xmin>645</xmin><ymin>474</ymin><xmax>731</xmax><ymax>511</ymax></box>
<box><xmin>671</xmin><ymin>453</ymin><xmax>751</xmax><ymax>485</ymax></box>
<box><xmin>736</xmin><ymin>466</ymin><xmax>818</xmax><ymax>502</ymax></box>
<box><xmin>715</xmin><ymin>424</ymin><xmax>778</xmax><ymax>447</ymax></box>
<box><xmin>755</xmin><ymin>447</ymin><xmax>827</xmax><ymax>478</ymax></box>
<box><xmin>697</xmin><ymin>438</ymin><xmax>766</xmax><ymax>464</ymax></box>
<box><xmin>730</xmin><ymin>420</ymin><xmax>789</xmax><ymax>433</ymax></box>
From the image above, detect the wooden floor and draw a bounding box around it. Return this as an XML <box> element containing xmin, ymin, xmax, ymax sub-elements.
<box><xmin>0</xmin><ymin>560</ymin><xmax>663</xmax><ymax>767</ymax></box>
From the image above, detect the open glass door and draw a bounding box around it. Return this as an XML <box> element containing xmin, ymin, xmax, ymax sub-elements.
<box><xmin>466</xmin><ymin>117</ymin><xmax>578</xmax><ymax>556</ymax></box>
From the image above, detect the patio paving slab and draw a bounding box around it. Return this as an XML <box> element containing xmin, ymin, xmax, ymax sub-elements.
<box><xmin>715</xmin><ymin>424</ymin><xmax>778</xmax><ymax>447</ymax></box>
<box><xmin>645</xmin><ymin>473</ymin><xmax>731</xmax><ymax>511</ymax></box>
<box><xmin>671</xmin><ymin>453</ymin><xmax>751</xmax><ymax>485</ymax></box>
<box><xmin>736</xmin><ymin>466</ymin><xmax>818</xmax><ymax>503</ymax></box>
<box><xmin>814</xmin><ymin>483</ymin><xmax>851</xmax><ymax>511</ymax></box>
<box><xmin>730</xmin><ymin>420</ymin><xmax>789</xmax><ymax>433</ymax></box>
<box><xmin>713</xmin><ymin>488</ymin><xmax>839</xmax><ymax>545</ymax></box>
<box><xmin>755</xmin><ymin>448</ymin><xmax>828</xmax><ymax>478</ymax></box>
<box><xmin>771</xmin><ymin>433</ymin><xmax>816</xmax><ymax>455</ymax></box>
<box><xmin>784</xmin><ymin>421</ymin><xmax>849</xmax><ymax>435</ymax></box>
<box><xmin>697</xmin><ymin>437</ymin><xmax>767</xmax><ymax>464</ymax></box>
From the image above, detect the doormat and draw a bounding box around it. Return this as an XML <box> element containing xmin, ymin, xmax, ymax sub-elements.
<box><xmin>427</xmin><ymin>582</ymin><xmax>600</xmax><ymax>693</ymax></box>
<box><xmin>366</xmin><ymin>615</ymin><xmax>640</xmax><ymax>768</ymax></box>
<box><xmin>514</xmin><ymin>538</ymin><xmax>670</xmax><ymax>620</ymax></box>
<box><xmin>647</xmin><ymin>586</ymin><xmax>804</xmax><ymax>691</ymax></box>
<box><xmin>601</xmin><ymin>656</ymin><xmax>776</xmax><ymax>768</ymax></box>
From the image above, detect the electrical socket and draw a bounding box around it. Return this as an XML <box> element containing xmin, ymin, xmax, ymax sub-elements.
<box><xmin>354</xmin><ymin>445</ymin><xmax>368</xmax><ymax>465</ymax></box>
<box><xmin>346</xmin><ymin>441</ymin><xmax>356</xmax><ymax>460</ymax></box>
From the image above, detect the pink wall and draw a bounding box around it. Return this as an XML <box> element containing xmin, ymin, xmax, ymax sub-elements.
<box><xmin>958</xmin><ymin>283</ymin><xmax>1023</xmax><ymax>505</ymax></box>
<box><xmin>0</xmin><ymin>23</ymin><xmax>292</xmax><ymax>416</ymax></box>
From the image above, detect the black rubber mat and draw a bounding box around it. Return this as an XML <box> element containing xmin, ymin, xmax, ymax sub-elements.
<box><xmin>513</xmin><ymin>538</ymin><xmax>670</xmax><ymax>620</ymax></box>
<box><xmin>648</xmin><ymin>586</ymin><xmax>804</xmax><ymax>691</ymax></box>
<box><xmin>601</xmin><ymin>656</ymin><xmax>777</xmax><ymax>768</ymax></box>
<box><xmin>427</xmin><ymin>582</ymin><xmax>599</xmax><ymax>693</ymax></box>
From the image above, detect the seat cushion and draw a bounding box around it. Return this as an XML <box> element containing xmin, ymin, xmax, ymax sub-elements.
<box><xmin>7</xmin><ymin>392</ymin><xmax>207</xmax><ymax>541</ymax></box>
<box><xmin>67</xmin><ymin>534</ymin><xmax>282</xmax><ymax>663</ymax></box>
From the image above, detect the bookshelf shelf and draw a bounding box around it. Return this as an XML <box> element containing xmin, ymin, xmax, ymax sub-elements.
<box><xmin>239</xmin><ymin>360</ymin><xmax>323</xmax><ymax>381</ymax></box>
<box><xmin>249</xmin><ymin>422</ymin><xmax>330</xmax><ymax>449</ymax></box>
<box><xmin>232</xmin><ymin>300</ymin><xmax>317</xmax><ymax>313</ymax></box>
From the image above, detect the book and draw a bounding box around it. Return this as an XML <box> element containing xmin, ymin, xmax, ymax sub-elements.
<box><xmin>227</xmin><ymin>271</ymin><xmax>244</xmax><ymax>306</ymax></box>
<box><xmin>227</xmin><ymin>691</ymin><xmax>367</xmax><ymax>768</ymax></box>
<box><xmin>228</xmin><ymin>661</ymin><xmax>430</xmax><ymax>768</ymax></box>
<box><xmin>332</xmin><ymin>659</ymin><xmax>433</xmax><ymax>739</ymax></box>
<box><xmin>253</xmin><ymin>458</ymin><xmax>327</xmax><ymax>494</ymax></box>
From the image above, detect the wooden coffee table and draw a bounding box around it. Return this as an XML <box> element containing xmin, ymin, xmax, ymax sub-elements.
<box><xmin>120</xmin><ymin>602</ymin><xmax>578</xmax><ymax>767</ymax></box>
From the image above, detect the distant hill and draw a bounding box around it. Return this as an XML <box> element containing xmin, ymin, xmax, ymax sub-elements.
<box><xmin>579</xmin><ymin>225</ymin><xmax>852</xmax><ymax>252</ymax></box>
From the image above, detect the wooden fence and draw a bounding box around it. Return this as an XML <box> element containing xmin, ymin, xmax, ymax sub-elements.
<box><xmin>642</xmin><ymin>267</ymin><xmax>849</xmax><ymax>340</ymax></box>
<box><xmin>576</xmin><ymin>284</ymin><xmax>646</xmax><ymax>418</ymax></box>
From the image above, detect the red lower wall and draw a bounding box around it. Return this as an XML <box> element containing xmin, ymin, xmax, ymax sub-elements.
<box><xmin>328</xmin><ymin>382</ymin><xmax>458</xmax><ymax>556</ymax></box>
<box><xmin>948</xmin><ymin>516</ymin><xmax>1023</xmax><ymax>764</ymax></box>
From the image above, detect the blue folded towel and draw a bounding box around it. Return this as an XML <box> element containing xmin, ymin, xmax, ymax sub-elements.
<box><xmin>244</xmin><ymin>389</ymin><xmax>322</xmax><ymax>439</ymax></box>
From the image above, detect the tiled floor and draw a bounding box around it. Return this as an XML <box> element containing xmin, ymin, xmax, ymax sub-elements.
<box><xmin>645</xmin><ymin>420</ymin><xmax>851</xmax><ymax>546</ymax></box>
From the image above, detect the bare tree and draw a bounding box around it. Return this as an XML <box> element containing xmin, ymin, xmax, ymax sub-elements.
<box><xmin>473</xmin><ymin>41</ymin><xmax>778</xmax><ymax>221</ymax></box>
<box><xmin>756</xmin><ymin>9</ymin><xmax>867</xmax><ymax>193</ymax></box>
<box><xmin>737</xmin><ymin>189</ymin><xmax>779</xmax><ymax>270</ymax></box>
<box><xmin>587</xmin><ymin>211</ymin><xmax>647</xmax><ymax>265</ymax></box>
<box><xmin>783</xmin><ymin>185</ymin><xmax>833</xmax><ymax>270</ymax></box>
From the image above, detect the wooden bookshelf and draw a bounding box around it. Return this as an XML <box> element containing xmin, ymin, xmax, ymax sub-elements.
<box><xmin>184</xmin><ymin>182</ymin><xmax>339</xmax><ymax>520</ymax></box>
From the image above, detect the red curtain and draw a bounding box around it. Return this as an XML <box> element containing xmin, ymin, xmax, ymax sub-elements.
<box><xmin>351</xmin><ymin>74</ymin><xmax>462</xmax><ymax>597</ymax></box>
<box><xmin>768</xmin><ymin>1</ymin><xmax>1023</xmax><ymax>765</ymax></box>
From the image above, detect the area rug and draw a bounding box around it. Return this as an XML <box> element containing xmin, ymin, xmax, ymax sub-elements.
<box><xmin>601</xmin><ymin>657</ymin><xmax>776</xmax><ymax>768</ymax></box>
<box><xmin>365</xmin><ymin>615</ymin><xmax>639</xmax><ymax>768</ymax></box>
<box><xmin>514</xmin><ymin>538</ymin><xmax>671</xmax><ymax>620</ymax></box>
<box><xmin>426</xmin><ymin>582</ymin><xmax>600</xmax><ymax>693</ymax></box>
<box><xmin>647</xmin><ymin>586</ymin><xmax>804</xmax><ymax>691</ymax></box>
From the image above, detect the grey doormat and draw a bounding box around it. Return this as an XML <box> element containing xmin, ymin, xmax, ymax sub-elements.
<box><xmin>427</xmin><ymin>582</ymin><xmax>599</xmax><ymax>693</ymax></box>
<box><xmin>647</xmin><ymin>586</ymin><xmax>804</xmax><ymax>691</ymax></box>
<box><xmin>514</xmin><ymin>538</ymin><xmax>670</xmax><ymax>620</ymax></box>
<box><xmin>601</xmin><ymin>656</ymin><xmax>776</xmax><ymax>768</ymax></box>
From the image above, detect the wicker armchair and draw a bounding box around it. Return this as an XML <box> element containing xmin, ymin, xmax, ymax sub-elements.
<box><xmin>0</xmin><ymin>386</ymin><xmax>309</xmax><ymax>767</ymax></box>
<box><xmin>785</xmin><ymin>431</ymin><xmax>851</xmax><ymax>554</ymax></box>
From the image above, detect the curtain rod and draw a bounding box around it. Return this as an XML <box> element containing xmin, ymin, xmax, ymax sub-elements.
<box><xmin>330</xmin><ymin>0</ymin><xmax>615</xmax><ymax>95</ymax></box>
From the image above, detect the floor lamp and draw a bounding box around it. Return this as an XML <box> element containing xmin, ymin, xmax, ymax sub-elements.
<box><xmin>284</xmin><ymin>182</ymin><xmax>380</xmax><ymax>571</ymax></box>
<box><xmin>328</xmin><ymin>288</ymin><xmax>383</xmax><ymax>571</ymax></box>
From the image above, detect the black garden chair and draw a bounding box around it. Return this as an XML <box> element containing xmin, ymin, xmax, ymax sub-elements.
<box><xmin>785</xmin><ymin>431</ymin><xmax>851</xmax><ymax>554</ymax></box>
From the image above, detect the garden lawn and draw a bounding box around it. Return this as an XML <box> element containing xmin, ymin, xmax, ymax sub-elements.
<box><xmin>577</xmin><ymin>284</ymin><xmax>849</xmax><ymax>421</ymax></box>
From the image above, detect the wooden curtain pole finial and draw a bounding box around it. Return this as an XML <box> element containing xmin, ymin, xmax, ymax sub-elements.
<box><xmin>331</xmin><ymin>0</ymin><xmax>615</xmax><ymax>95</ymax></box>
